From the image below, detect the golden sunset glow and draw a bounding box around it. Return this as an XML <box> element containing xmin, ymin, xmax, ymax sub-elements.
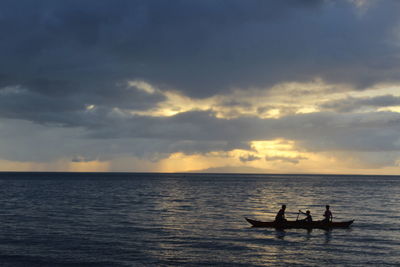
<box><xmin>128</xmin><ymin>80</ymin><xmax>400</xmax><ymax>122</ymax></box>
<box><xmin>68</xmin><ymin>160</ymin><xmax>110</xmax><ymax>172</ymax></box>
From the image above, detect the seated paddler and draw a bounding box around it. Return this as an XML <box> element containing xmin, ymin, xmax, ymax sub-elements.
<box><xmin>299</xmin><ymin>210</ymin><xmax>313</xmax><ymax>222</ymax></box>
<box><xmin>275</xmin><ymin>205</ymin><xmax>287</xmax><ymax>223</ymax></box>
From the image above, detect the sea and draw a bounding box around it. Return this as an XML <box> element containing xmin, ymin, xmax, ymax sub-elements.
<box><xmin>0</xmin><ymin>172</ymin><xmax>398</xmax><ymax>266</ymax></box>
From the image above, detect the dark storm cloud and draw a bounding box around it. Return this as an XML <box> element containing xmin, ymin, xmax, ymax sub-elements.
<box><xmin>1</xmin><ymin>0</ymin><xmax>400</xmax><ymax>110</ymax></box>
<box><xmin>1</xmin><ymin>109</ymin><xmax>400</xmax><ymax>164</ymax></box>
<box><xmin>320</xmin><ymin>95</ymin><xmax>400</xmax><ymax>112</ymax></box>
<box><xmin>71</xmin><ymin>109</ymin><xmax>400</xmax><ymax>154</ymax></box>
<box><xmin>0</xmin><ymin>83</ymin><xmax>164</xmax><ymax>125</ymax></box>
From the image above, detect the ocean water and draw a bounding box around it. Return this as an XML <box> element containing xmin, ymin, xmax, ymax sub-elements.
<box><xmin>0</xmin><ymin>173</ymin><xmax>399</xmax><ymax>266</ymax></box>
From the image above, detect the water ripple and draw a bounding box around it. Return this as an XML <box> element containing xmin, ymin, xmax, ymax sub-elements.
<box><xmin>0</xmin><ymin>173</ymin><xmax>399</xmax><ymax>266</ymax></box>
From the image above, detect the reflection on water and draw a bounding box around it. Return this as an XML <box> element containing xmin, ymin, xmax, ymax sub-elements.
<box><xmin>305</xmin><ymin>228</ymin><xmax>312</xmax><ymax>241</ymax></box>
<box><xmin>324</xmin><ymin>229</ymin><xmax>332</xmax><ymax>243</ymax></box>
<box><xmin>0</xmin><ymin>173</ymin><xmax>398</xmax><ymax>266</ymax></box>
<box><xmin>275</xmin><ymin>229</ymin><xmax>286</xmax><ymax>240</ymax></box>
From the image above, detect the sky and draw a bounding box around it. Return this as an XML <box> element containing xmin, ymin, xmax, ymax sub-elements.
<box><xmin>1</xmin><ymin>0</ymin><xmax>400</xmax><ymax>174</ymax></box>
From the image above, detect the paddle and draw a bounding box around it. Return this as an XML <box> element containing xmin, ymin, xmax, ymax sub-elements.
<box><xmin>296</xmin><ymin>210</ymin><xmax>300</xmax><ymax>221</ymax></box>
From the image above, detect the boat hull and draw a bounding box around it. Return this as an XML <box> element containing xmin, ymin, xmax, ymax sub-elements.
<box><xmin>245</xmin><ymin>217</ymin><xmax>354</xmax><ymax>229</ymax></box>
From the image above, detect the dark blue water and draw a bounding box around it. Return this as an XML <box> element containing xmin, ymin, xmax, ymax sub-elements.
<box><xmin>0</xmin><ymin>172</ymin><xmax>399</xmax><ymax>266</ymax></box>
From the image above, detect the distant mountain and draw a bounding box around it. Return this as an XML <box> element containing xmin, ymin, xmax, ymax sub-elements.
<box><xmin>191</xmin><ymin>165</ymin><xmax>271</xmax><ymax>174</ymax></box>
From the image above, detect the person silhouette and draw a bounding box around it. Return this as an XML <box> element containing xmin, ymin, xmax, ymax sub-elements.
<box><xmin>322</xmin><ymin>205</ymin><xmax>333</xmax><ymax>223</ymax></box>
<box><xmin>299</xmin><ymin>210</ymin><xmax>313</xmax><ymax>222</ymax></box>
<box><xmin>275</xmin><ymin>205</ymin><xmax>287</xmax><ymax>223</ymax></box>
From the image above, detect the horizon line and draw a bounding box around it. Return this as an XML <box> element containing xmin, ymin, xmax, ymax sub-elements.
<box><xmin>0</xmin><ymin>171</ymin><xmax>398</xmax><ymax>177</ymax></box>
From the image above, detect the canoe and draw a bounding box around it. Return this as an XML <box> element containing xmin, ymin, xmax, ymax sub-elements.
<box><xmin>245</xmin><ymin>217</ymin><xmax>354</xmax><ymax>229</ymax></box>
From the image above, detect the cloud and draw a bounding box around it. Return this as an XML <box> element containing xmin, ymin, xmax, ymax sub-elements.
<box><xmin>77</xmin><ymin>110</ymin><xmax>400</xmax><ymax>155</ymax></box>
<box><xmin>1</xmin><ymin>0</ymin><xmax>400</xmax><ymax>103</ymax></box>
<box><xmin>71</xmin><ymin>155</ymin><xmax>95</xmax><ymax>162</ymax></box>
<box><xmin>2</xmin><ymin>107</ymin><xmax>400</xmax><ymax>164</ymax></box>
<box><xmin>0</xmin><ymin>1</ymin><xmax>399</xmax><ymax>127</ymax></box>
<box><xmin>239</xmin><ymin>154</ymin><xmax>261</xmax><ymax>163</ymax></box>
<box><xmin>265</xmin><ymin>155</ymin><xmax>307</xmax><ymax>164</ymax></box>
<box><xmin>320</xmin><ymin>95</ymin><xmax>400</xmax><ymax>112</ymax></box>
<box><xmin>0</xmin><ymin>82</ymin><xmax>165</xmax><ymax>126</ymax></box>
